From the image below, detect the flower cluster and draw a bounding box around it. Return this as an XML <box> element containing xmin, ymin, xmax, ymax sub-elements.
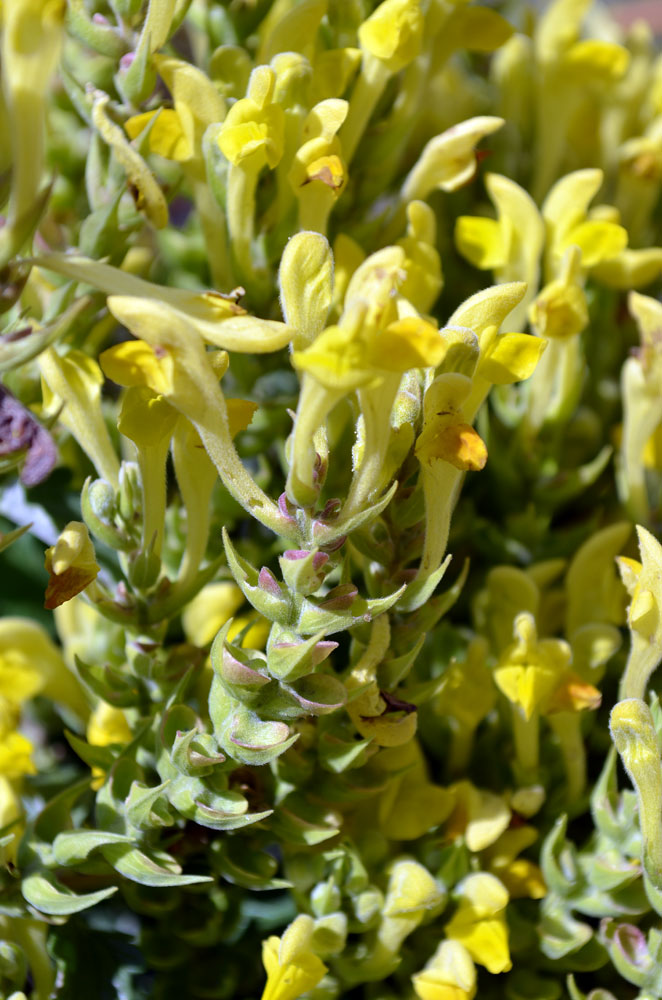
<box><xmin>1</xmin><ymin>0</ymin><xmax>662</xmax><ymax>998</ymax></box>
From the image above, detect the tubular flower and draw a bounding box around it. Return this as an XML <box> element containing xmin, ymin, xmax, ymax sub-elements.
<box><xmin>125</xmin><ymin>54</ymin><xmax>226</xmax><ymax>168</ymax></box>
<box><xmin>218</xmin><ymin>66</ymin><xmax>285</xmax><ymax>171</ymax></box>
<box><xmin>494</xmin><ymin>612</ymin><xmax>572</xmax><ymax>721</ymax></box>
<box><xmin>444</xmin><ymin>873</ymin><xmax>512</xmax><ymax>974</ymax></box>
<box><xmin>617</xmin><ymin>526</ymin><xmax>662</xmax><ymax>701</ymax></box>
<box><xmin>0</xmin><ymin>618</ymin><xmax>87</xmax><ymax>719</ymax></box>
<box><xmin>44</xmin><ymin>522</ymin><xmax>100</xmax><ymax>611</ymax></box>
<box><xmin>455</xmin><ymin>173</ymin><xmax>544</xmax><ymax>330</ymax></box>
<box><xmin>412</xmin><ymin>940</ymin><xmax>477</xmax><ymax>1000</ymax></box>
<box><xmin>260</xmin><ymin>916</ymin><xmax>327</xmax><ymax>1000</ymax></box>
<box><xmin>0</xmin><ymin>0</ymin><xmax>65</xmax><ymax>264</ymax></box>
<box><xmin>482</xmin><ymin>826</ymin><xmax>546</xmax><ymax>900</ymax></box>
<box><xmin>288</xmin><ymin>99</ymin><xmax>348</xmax><ymax>235</ymax></box>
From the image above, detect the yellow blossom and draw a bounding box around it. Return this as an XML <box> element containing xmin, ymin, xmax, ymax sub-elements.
<box><xmin>40</xmin><ymin>347</ymin><xmax>120</xmax><ymax>488</ymax></box>
<box><xmin>542</xmin><ymin>169</ymin><xmax>628</xmax><ymax>275</ymax></box>
<box><xmin>218</xmin><ymin>66</ymin><xmax>285</xmax><ymax>170</ymax></box>
<box><xmin>412</xmin><ymin>940</ymin><xmax>477</xmax><ymax>1000</ymax></box>
<box><xmin>181</xmin><ymin>582</ymin><xmax>246</xmax><ymax>647</ymax></box>
<box><xmin>415</xmin><ymin>374</ymin><xmax>487</xmax><ymax>472</ymax></box>
<box><xmin>377</xmin><ymin>741</ymin><xmax>454</xmax><ymax>840</ymax></box>
<box><xmin>528</xmin><ymin>247</ymin><xmax>588</xmax><ymax>341</ymax></box>
<box><xmin>617</xmin><ymin>525</ymin><xmax>662</xmax><ymax>700</ymax></box>
<box><xmin>444</xmin><ymin>873</ymin><xmax>512</xmax><ymax>974</ymax></box>
<box><xmin>494</xmin><ymin>612</ymin><xmax>571</xmax><ymax>720</ymax></box>
<box><xmin>357</xmin><ymin>0</ymin><xmax>423</xmax><ymax>74</ymax></box>
<box><xmin>0</xmin><ymin>730</ymin><xmax>35</xmax><ymax>779</ymax></box>
<box><xmin>261</xmin><ymin>915</ymin><xmax>327</xmax><ymax>1000</ymax></box>
<box><xmin>87</xmin><ymin>702</ymin><xmax>132</xmax><ymax>748</ymax></box>
<box><xmin>402</xmin><ymin>117</ymin><xmax>504</xmax><ymax>202</ymax></box>
<box><xmin>455</xmin><ymin>173</ymin><xmax>544</xmax><ymax>330</ymax></box>
<box><xmin>125</xmin><ymin>109</ymin><xmax>192</xmax><ymax>162</ymax></box>
<box><xmin>288</xmin><ymin>99</ymin><xmax>348</xmax><ymax>233</ymax></box>
<box><xmin>482</xmin><ymin>826</ymin><xmax>546</xmax><ymax>900</ymax></box>
<box><xmin>87</xmin><ymin>702</ymin><xmax>132</xmax><ymax>789</ymax></box>
<box><xmin>444</xmin><ymin>781</ymin><xmax>511</xmax><ymax>853</ymax></box>
<box><xmin>0</xmin><ymin>618</ymin><xmax>88</xmax><ymax>719</ymax></box>
<box><xmin>44</xmin><ymin>522</ymin><xmax>100</xmax><ymax>611</ymax></box>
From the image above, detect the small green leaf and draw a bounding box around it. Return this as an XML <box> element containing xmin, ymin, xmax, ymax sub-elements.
<box><xmin>22</xmin><ymin>871</ymin><xmax>118</xmax><ymax>916</ymax></box>
<box><xmin>52</xmin><ymin>830</ymin><xmax>134</xmax><ymax>866</ymax></box>
<box><xmin>101</xmin><ymin>844</ymin><xmax>213</xmax><ymax>887</ymax></box>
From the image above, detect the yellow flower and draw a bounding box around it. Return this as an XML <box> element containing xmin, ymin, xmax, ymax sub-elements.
<box><xmin>444</xmin><ymin>873</ymin><xmax>511</xmax><ymax>974</ymax></box>
<box><xmin>565</xmin><ymin>524</ymin><xmax>631</xmax><ymax>637</ymax></box>
<box><xmin>455</xmin><ymin>173</ymin><xmax>544</xmax><ymax>330</ymax></box>
<box><xmin>542</xmin><ymin>169</ymin><xmax>628</xmax><ymax>275</ymax></box>
<box><xmin>40</xmin><ymin>347</ymin><xmax>120</xmax><ymax>488</ymax></box>
<box><xmin>125</xmin><ymin>109</ymin><xmax>192</xmax><ymax>162</ymax></box>
<box><xmin>617</xmin><ymin>526</ymin><xmax>662</xmax><ymax>700</ymax></box>
<box><xmin>412</xmin><ymin>940</ymin><xmax>477</xmax><ymax>1000</ymax></box>
<box><xmin>397</xmin><ymin>201</ymin><xmax>444</xmax><ymax>315</ymax></box>
<box><xmin>482</xmin><ymin>826</ymin><xmax>546</xmax><ymax>900</ymax></box>
<box><xmin>0</xmin><ymin>618</ymin><xmax>88</xmax><ymax>719</ymax></box>
<box><xmin>292</xmin><ymin>242</ymin><xmax>446</xmax><ymax>394</ymax></box>
<box><xmin>494</xmin><ymin>612</ymin><xmax>571</xmax><ymax>720</ymax></box>
<box><xmin>0</xmin><ymin>0</ymin><xmax>65</xmax><ymax>262</ymax></box>
<box><xmin>87</xmin><ymin>701</ymin><xmax>132</xmax><ymax>789</ymax></box>
<box><xmin>377</xmin><ymin>741</ymin><xmax>454</xmax><ymax>840</ymax></box>
<box><xmin>415</xmin><ymin>374</ymin><xmax>487</xmax><ymax>472</ymax></box>
<box><xmin>118</xmin><ymin>386</ymin><xmax>180</xmax><ymax>450</ymax></box>
<box><xmin>181</xmin><ymin>582</ymin><xmax>245</xmax><ymax>647</ymax></box>
<box><xmin>125</xmin><ymin>54</ymin><xmax>226</xmax><ymax>168</ymax></box>
<box><xmin>87</xmin><ymin>702</ymin><xmax>132</xmax><ymax>748</ymax></box>
<box><xmin>528</xmin><ymin>250</ymin><xmax>588</xmax><ymax>341</ymax></box>
<box><xmin>218</xmin><ymin>66</ymin><xmax>285</xmax><ymax>170</ymax></box>
<box><xmin>358</xmin><ymin>0</ymin><xmax>423</xmax><ymax>75</ymax></box>
<box><xmin>35</xmin><ymin>254</ymin><xmax>293</xmax><ymax>354</ymax></box>
<box><xmin>261</xmin><ymin>915</ymin><xmax>327</xmax><ymax>1000</ymax></box>
<box><xmin>402</xmin><ymin>117</ymin><xmax>504</xmax><ymax>202</ymax></box>
<box><xmin>444</xmin><ymin>781</ymin><xmax>512</xmax><ymax>854</ymax></box>
<box><xmin>279</xmin><ymin>231</ymin><xmax>335</xmax><ymax>350</ymax></box>
<box><xmin>610</xmin><ymin>697</ymin><xmax>662</xmax><ymax>885</ymax></box>
<box><xmin>288</xmin><ymin>99</ymin><xmax>348</xmax><ymax>233</ymax></box>
<box><xmin>0</xmin><ymin>731</ymin><xmax>35</xmax><ymax>779</ymax></box>
<box><xmin>44</xmin><ymin>521</ymin><xmax>100</xmax><ymax>611</ymax></box>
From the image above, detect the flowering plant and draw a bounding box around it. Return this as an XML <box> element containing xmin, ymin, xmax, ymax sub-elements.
<box><xmin>2</xmin><ymin>1</ymin><xmax>662</xmax><ymax>998</ymax></box>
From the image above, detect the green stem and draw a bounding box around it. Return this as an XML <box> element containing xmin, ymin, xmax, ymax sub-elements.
<box><xmin>512</xmin><ymin>706</ymin><xmax>540</xmax><ymax>777</ymax></box>
<box><xmin>298</xmin><ymin>190</ymin><xmax>334</xmax><ymax>237</ymax></box>
<box><xmin>525</xmin><ymin>337</ymin><xmax>563</xmax><ymax>433</ymax></box>
<box><xmin>619</xmin><ymin>635</ymin><xmax>662</xmax><ymax>702</ymax></box>
<box><xmin>226</xmin><ymin>161</ymin><xmax>260</xmax><ymax>289</ymax></box>
<box><xmin>549</xmin><ymin>711</ymin><xmax>586</xmax><ymax>802</ymax></box>
<box><xmin>194</xmin><ymin>395</ymin><xmax>299</xmax><ymax>543</ymax></box>
<box><xmin>190</xmin><ymin>174</ymin><xmax>235</xmax><ymax>291</ymax></box>
<box><xmin>340</xmin><ymin>56</ymin><xmax>391</xmax><ymax>164</ymax></box>
<box><xmin>171</xmin><ymin>424</ymin><xmax>216</xmax><ymax>591</ymax></box>
<box><xmin>447</xmin><ymin>722</ymin><xmax>475</xmax><ymax>776</ymax></box>
<box><xmin>137</xmin><ymin>438</ymin><xmax>169</xmax><ymax>557</ymax></box>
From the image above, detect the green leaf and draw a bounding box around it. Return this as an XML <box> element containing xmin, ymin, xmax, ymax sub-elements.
<box><xmin>52</xmin><ymin>830</ymin><xmax>134</xmax><ymax>866</ymax></box>
<box><xmin>0</xmin><ymin>522</ymin><xmax>31</xmax><ymax>553</ymax></box>
<box><xmin>22</xmin><ymin>871</ymin><xmax>118</xmax><ymax>916</ymax></box>
<box><xmin>101</xmin><ymin>844</ymin><xmax>213</xmax><ymax>887</ymax></box>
